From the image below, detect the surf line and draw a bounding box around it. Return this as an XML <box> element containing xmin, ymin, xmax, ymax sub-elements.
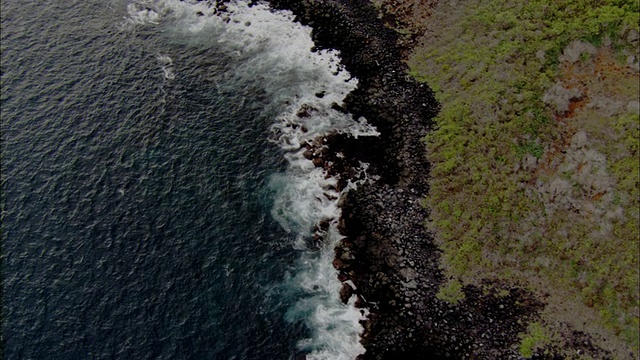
<box><xmin>123</xmin><ymin>1</ymin><xmax>379</xmax><ymax>358</ymax></box>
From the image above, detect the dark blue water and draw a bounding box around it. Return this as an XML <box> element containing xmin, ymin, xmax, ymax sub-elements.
<box><xmin>1</xmin><ymin>1</ymin><xmax>321</xmax><ymax>358</ymax></box>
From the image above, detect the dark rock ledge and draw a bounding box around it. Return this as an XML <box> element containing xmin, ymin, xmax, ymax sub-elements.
<box><xmin>260</xmin><ymin>1</ymin><xmax>611</xmax><ymax>359</ymax></box>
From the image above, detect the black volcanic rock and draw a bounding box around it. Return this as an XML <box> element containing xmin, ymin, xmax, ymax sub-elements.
<box><xmin>263</xmin><ymin>0</ymin><xmax>558</xmax><ymax>359</ymax></box>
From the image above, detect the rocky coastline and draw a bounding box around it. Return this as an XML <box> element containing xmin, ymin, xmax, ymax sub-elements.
<box><xmin>259</xmin><ymin>0</ymin><xmax>622</xmax><ymax>359</ymax></box>
<box><xmin>262</xmin><ymin>0</ymin><xmax>551</xmax><ymax>359</ymax></box>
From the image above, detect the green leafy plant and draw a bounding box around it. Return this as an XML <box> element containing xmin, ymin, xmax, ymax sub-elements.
<box><xmin>519</xmin><ymin>322</ymin><xmax>550</xmax><ymax>358</ymax></box>
<box><xmin>436</xmin><ymin>278</ymin><xmax>465</xmax><ymax>304</ymax></box>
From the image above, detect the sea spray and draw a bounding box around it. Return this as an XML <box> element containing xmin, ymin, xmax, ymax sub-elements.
<box><xmin>124</xmin><ymin>1</ymin><xmax>377</xmax><ymax>357</ymax></box>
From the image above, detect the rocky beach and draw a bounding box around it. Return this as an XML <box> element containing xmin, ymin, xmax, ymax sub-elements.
<box><xmin>266</xmin><ymin>0</ymin><xmax>542</xmax><ymax>358</ymax></box>
<box><xmin>266</xmin><ymin>0</ymin><xmax>636</xmax><ymax>358</ymax></box>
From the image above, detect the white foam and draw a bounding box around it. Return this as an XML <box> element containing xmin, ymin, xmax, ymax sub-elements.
<box><xmin>124</xmin><ymin>1</ymin><xmax>378</xmax><ymax>358</ymax></box>
<box><xmin>156</xmin><ymin>54</ymin><xmax>175</xmax><ymax>80</ymax></box>
<box><xmin>124</xmin><ymin>2</ymin><xmax>161</xmax><ymax>26</ymax></box>
<box><xmin>283</xmin><ymin>225</ymin><xmax>370</xmax><ymax>360</ymax></box>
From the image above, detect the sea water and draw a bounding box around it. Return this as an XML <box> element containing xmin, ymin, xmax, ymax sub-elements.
<box><xmin>1</xmin><ymin>1</ymin><xmax>375</xmax><ymax>359</ymax></box>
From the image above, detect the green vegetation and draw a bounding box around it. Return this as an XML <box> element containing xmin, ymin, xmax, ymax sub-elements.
<box><xmin>436</xmin><ymin>278</ymin><xmax>465</xmax><ymax>304</ymax></box>
<box><xmin>519</xmin><ymin>322</ymin><xmax>551</xmax><ymax>358</ymax></box>
<box><xmin>407</xmin><ymin>0</ymin><xmax>639</xmax><ymax>356</ymax></box>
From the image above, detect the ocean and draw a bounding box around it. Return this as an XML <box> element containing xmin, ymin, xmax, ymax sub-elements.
<box><xmin>1</xmin><ymin>1</ymin><xmax>377</xmax><ymax>359</ymax></box>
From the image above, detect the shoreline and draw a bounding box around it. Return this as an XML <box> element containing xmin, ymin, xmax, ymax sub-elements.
<box><xmin>265</xmin><ymin>0</ymin><xmax>543</xmax><ymax>358</ymax></box>
<box><xmin>265</xmin><ymin>0</ymin><xmax>628</xmax><ymax>358</ymax></box>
